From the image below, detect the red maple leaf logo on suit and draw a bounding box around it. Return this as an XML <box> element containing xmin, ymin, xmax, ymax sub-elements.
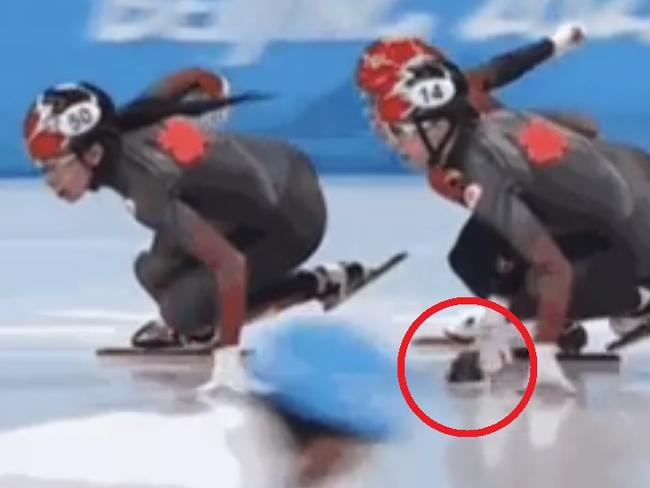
<box><xmin>157</xmin><ymin>119</ymin><xmax>208</xmax><ymax>166</ymax></box>
<box><xmin>518</xmin><ymin>120</ymin><xmax>568</xmax><ymax>166</ymax></box>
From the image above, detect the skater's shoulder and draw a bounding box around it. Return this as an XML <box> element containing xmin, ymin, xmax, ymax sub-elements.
<box><xmin>475</xmin><ymin>108</ymin><xmax>537</xmax><ymax>132</ymax></box>
<box><xmin>451</xmin><ymin>117</ymin><xmax>533</xmax><ymax>183</ymax></box>
<box><xmin>458</xmin><ymin>110</ymin><xmax>519</xmax><ymax>154</ymax></box>
<box><xmin>218</xmin><ymin>131</ymin><xmax>306</xmax><ymax>154</ymax></box>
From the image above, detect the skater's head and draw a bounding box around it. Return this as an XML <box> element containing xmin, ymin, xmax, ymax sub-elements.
<box><xmin>23</xmin><ymin>82</ymin><xmax>119</xmax><ymax>202</ymax></box>
<box><xmin>24</xmin><ymin>81</ymin><xmax>269</xmax><ymax>201</ymax></box>
<box><xmin>356</xmin><ymin>37</ymin><xmax>448</xmax><ymax>98</ymax></box>
<box><xmin>356</xmin><ymin>37</ymin><xmax>477</xmax><ymax>169</ymax></box>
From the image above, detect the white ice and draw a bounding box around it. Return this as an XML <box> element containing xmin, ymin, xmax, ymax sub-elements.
<box><xmin>1</xmin><ymin>178</ymin><xmax>650</xmax><ymax>488</ymax></box>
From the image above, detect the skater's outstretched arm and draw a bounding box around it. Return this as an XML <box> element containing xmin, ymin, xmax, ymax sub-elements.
<box><xmin>467</xmin><ymin>39</ymin><xmax>553</xmax><ymax>97</ymax></box>
<box><xmin>468</xmin><ymin>24</ymin><xmax>585</xmax><ymax>94</ymax></box>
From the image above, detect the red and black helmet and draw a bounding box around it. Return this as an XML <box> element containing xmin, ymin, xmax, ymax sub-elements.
<box><xmin>356</xmin><ymin>37</ymin><xmax>446</xmax><ymax>99</ymax></box>
<box><xmin>23</xmin><ymin>82</ymin><xmax>117</xmax><ymax>165</ymax></box>
<box><xmin>357</xmin><ymin>37</ymin><xmax>470</xmax><ymax>125</ymax></box>
<box><xmin>357</xmin><ymin>37</ymin><xmax>476</xmax><ymax>166</ymax></box>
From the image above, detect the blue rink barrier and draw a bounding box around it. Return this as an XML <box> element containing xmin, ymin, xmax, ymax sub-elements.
<box><xmin>4</xmin><ymin>0</ymin><xmax>650</xmax><ymax>176</ymax></box>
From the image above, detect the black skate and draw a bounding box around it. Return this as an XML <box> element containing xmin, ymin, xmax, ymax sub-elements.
<box><xmin>444</xmin><ymin>318</ymin><xmax>588</xmax><ymax>352</ymax></box>
<box><xmin>131</xmin><ymin>320</ymin><xmax>214</xmax><ymax>349</ymax></box>
<box><xmin>447</xmin><ymin>351</ymin><xmax>485</xmax><ymax>384</ymax></box>
<box><xmin>96</xmin><ymin>253</ymin><xmax>407</xmax><ymax>357</ymax></box>
<box><xmin>444</xmin><ymin>316</ymin><xmax>480</xmax><ymax>345</ymax></box>
<box><xmin>512</xmin><ymin>321</ymin><xmax>587</xmax><ymax>356</ymax></box>
<box><xmin>557</xmin><ymin>321</ymin><xmax>588</xmax><ymax>354</ymax></box>
<box><xmin>314</xmin><ymin>252</ymin><xmax>408</xmax><ymax>311</ymax></box>
<box><xmin>514</xmin><ymin>321</ymin><xmax>618</xmax><ymax>362</ymax></box>
<box><xmin>607</xmin><ymin>321</ymin><xmax>650</xmax><ymax>351</ymax></box>
<box><xmin>606</xmin><ymin>295</ymin><xmax>650</xmax><ymax>352</ymax></box>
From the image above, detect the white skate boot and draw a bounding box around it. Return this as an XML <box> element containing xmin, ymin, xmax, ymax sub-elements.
<box><xmin>444</xmin><ymin>313</ymin><xmax>481</xmax><ymax>344</ymax></box>
<box><xmin>444</xmin><ymin>308</ymin><xmax>587</xmax><ymax>354</ymax></box>
<box><xmin>607</xmin><ymin>287</ymin><xmax>650</xmax><ymax>351</ymax></box>
<box><xmin>313</xmin><ymin>262</ymin><xmax>368</xmax><ymax>310</ymax></box>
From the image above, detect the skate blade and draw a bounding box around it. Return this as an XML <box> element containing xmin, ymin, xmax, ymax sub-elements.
<box><xmin>412</xmin><ymin>336</ymin><xmax>467</xmax><ymax>347</ymax></box>
<box><xmin>96</xmin><ymin>346</ymin><xmax>255</xmax><ymax>359</ymax></box>
<box><xmin>323</xmin><ymin>251</ymin><xmax>408</xmax><ymax>312</ymax></box>
<box><xmin>442</xmin><ymin>331</ymin><xmax>476</xmax><ymax>346</ymax></box>
<box><xmin>96</xmin><ymin>346</ymin><xmax>212</xmax><ymax>357</ymax></box>
<box><xmin>606</xmin><ymin>324</ymin><xmax>650</xmax><ymax>352</ymax></box>
<box><xmin>512</xmin><ymin>348</ymin><xmax>620</xmax><ymax>362</ymax></box>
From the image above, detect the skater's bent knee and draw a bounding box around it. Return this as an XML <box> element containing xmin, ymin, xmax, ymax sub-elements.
<box><xmin>133</xmin><ymin>252</ymin><xmax>151</xmax><ymax>283</ymax></box>
<box><xmin>133</xmin><ymin>251</ymin><xmax>171</xmax><ymax>294</ymax></box>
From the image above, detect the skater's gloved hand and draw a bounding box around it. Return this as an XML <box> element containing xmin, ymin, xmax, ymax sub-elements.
<box><xmin>551</xmin><ymin>23</ymin><xmax>586</xmax><ymax>56</ymax></box>
<box><xmin>535</xmin><ymin>343</ymin><xmax>576</xmax><ymax>394</ymax></box>
<box><xmin>198</xmin><ymin>345</ymin><xmax>248</xmax><ymax>395</ymax></box>
<box><xmin>476</xmin><ymin>311</ymin><xmax>515</xmax><ymax>376</ymax></box>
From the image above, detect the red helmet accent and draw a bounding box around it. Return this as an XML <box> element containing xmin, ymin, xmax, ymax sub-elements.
<box><xmin>356</xmin><ymin>37</ymin><xmax>446</xmax><ymax>97</ymax></box>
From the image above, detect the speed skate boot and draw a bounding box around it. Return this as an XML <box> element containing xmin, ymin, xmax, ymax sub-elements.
<box><xmin>131</xmin><ymin>320</ymin><xmax>214</xmax><ymax>348</ymax></box>
<box><xmin>445</xmin><ymin>311</ymin><xmax>588</xmax><ymax>354</ymax></box>
<box><xmin>557</xmin><ymin>321</ymin><xmax>588</xmax><ymax>354</ymax></box>
<box><xmin>444</xmin><ymin>315</ymin><xmax>480</xmax><ymax>344</ymax></box>
<box><xmin>447</xmin><ymin>351</ymin><xmax>485</xmax><ymax>383</ymax></box>
<box><xmin>607</xmin><ymin>287</ymin><xmax>650</xmax><ymax>351</ymax></box>
<box><xmin>507</xmin><ymin>320</ymin><xmax>587</xmax><ymax>355</ymax></box>
<box><xmin>313</xmin><ymin>262</ymin><xmax>368</xmax><ymax>310</ymax></box>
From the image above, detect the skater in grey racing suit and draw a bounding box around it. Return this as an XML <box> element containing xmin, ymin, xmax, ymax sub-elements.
<box><xmin>22</xmin><ymin>78</ymin><xmax>364</xmax><ymax>391</ymax></box>
<box><xmin>358</xmin><ymin>37</ymin><xmax>650</xmax><ymax>392</ymax></box>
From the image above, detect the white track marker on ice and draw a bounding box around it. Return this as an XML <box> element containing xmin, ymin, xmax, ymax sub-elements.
<box><xmin>38</xmin><ymin>309</ymin><xmax>152</xmax><ymax>323</ymax></box>
<box><xmin>0</xmin><ymin>407</ymin><xmax>245</xmax><ymax>488</ymax></box>
<box><xmin>0</xmin><ymin>326</ymin><xmax>117</xmax><ymax>337</ymax></box>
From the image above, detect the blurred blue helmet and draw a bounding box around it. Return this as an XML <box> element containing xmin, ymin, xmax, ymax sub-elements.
<box><xmin>247</xmin><ymin>318</ymin><xmax>403</xmax><ymax>440</ymax></box>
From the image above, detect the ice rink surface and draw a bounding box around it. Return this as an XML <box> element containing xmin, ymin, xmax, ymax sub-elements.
<box><xmin>2</xmin><ymin>177</ymin><xmax>650</xmax><ymax>488</ymax></box>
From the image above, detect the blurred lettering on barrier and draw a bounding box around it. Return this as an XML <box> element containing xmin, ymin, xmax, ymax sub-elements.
<box><xmin>88</xmin><ymin>0</ymin><xmax>435</xmax><ymax>64</ymax></box>
<box><xmin>88</xmin><ymin>0</ymin><xmax>650</xmax><ymax>64</ymax></box>
<box><xmin>90</xmin><ymin>0</ymin><xmax>650</xmax><ymax>44</ymax></box>
<box><xmin>460</xmin><ymin>0</ymin><xmax>650</xmax><ymax>42</ymax></box>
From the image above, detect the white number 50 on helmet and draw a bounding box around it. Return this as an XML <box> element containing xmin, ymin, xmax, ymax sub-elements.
<box><xmin>58</xmin><ymin>101</ymin><xmax>102</xmax><ymax>137</ymax></box>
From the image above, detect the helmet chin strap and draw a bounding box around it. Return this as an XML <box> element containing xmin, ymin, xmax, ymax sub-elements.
<box><xmin>414</xmin><ymin>116</ymin><xmax>457</xmax><ymax>168</ymax></box>
<box><xmin>76</xmin><ymin>130</ymin><xmax>122</xmax><ymax>192</ymax></box>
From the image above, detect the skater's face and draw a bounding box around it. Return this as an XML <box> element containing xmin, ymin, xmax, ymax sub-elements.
<box><xmin>41</xmin><ymin>144</ymin><xmax>104</xmax><ymax>202</ymax></box>
<box><xmin>385</xmin><ymin>119</ymin><xmax>453</xmax><ymax>169</ymax></box>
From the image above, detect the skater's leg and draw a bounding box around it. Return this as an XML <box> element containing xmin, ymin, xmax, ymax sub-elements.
<box><xmin>132</xmin><ymin>243</ymin><xmax>315</xmax><ymax>344</ymax></box>
<box><xmin>447</xmin><ymin>216</ymin><xmax>525</xmax><ymax>299</ymax></box>
<box><xmin>246</xmin><ymin>260</ymin><xmax>370</xmax><ymax>319</ymax></box>
<box><xmin>445</xmin><ymin>216</ymin><xmax>527</xmax><ymax>342</ymax></box>
<box><xmin>133</xmin><ymin>256</ymin><xmax>316</xmax><ymax>345</ymax></box>
<box><xmin>156</xmin><ymin>264</ymin><xmax>217</xmax><ymax>337</ymax></box>
<box><xmin>133</xmin><ymin>234</ymin><xmax>197</xmax><ymax>302</ymax></box>
<box><xmin>131</xmin><ymin>236</ymin><xmax>215</xmax><ymax>346</ymax></box>
<box><xmin>239</xmin><ymin>222</ymin><xmax>368</xmax><ymax>319</ymax></box>
<box><xmin>448</xmin><ymin>218</ymin><xmax>618</xmax><ymax>306</ymax></box>
<box><xmin>446</xmin><ymin>219</ymin><xmax>635</xmax><ymax>351</ymax></box>
<box><xmin>510</xmin><ymin>241</ymin><xmax>638</xmax><ymax>320</ymax></box>
<box><xmin>504</xmin><ymin>238</ymin><xmax>638</xmax><ymax>356</ymax></box>
<box><xmin>242</xmin><ymin>152</ymin><xmax>329</xmax><ymax>313</ymax></box>
<box><xmin>134</xmin><ymin>216</ymin><xmax>325</xmax><ymax>346</ymax></box>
